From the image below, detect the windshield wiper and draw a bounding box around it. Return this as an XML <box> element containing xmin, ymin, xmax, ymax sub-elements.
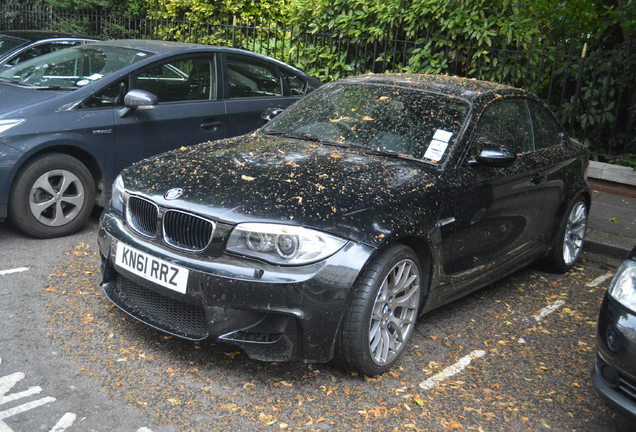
<box><xmin>32</xmin><ymin>85</ymin><xmax>76</xmax><ymax>90</ymax></box>
<box><xmin>264</xmin><ymin>131</ymin><xmax>349</xmax><ymax>148</ymax></box>
<box><xmin>347</xmin><ymin>144</ymin><xmax>438</xmax><ymax>165</ymax></box>
<box><xmin>0</xmin><ymin>77</ymin><xmax>33</xmax><ymax>87</ymax></box>
<box><xmin>0</xmin><ymin>78</ymin><xmax>74</xmax><ymax>90</ymax></box>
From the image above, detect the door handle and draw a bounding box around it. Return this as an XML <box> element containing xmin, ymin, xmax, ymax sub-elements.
<box><xmin>200</xmin><ymin>120</ymin><xmax>223</xmax><ymax>130</ymax></box>
<box><xmin>530</xmin><ymin>173</ymin><xmax>544</xmax><ymax>185</ymax></box>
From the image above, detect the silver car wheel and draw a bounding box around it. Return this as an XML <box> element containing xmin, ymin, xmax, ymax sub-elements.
<box><xmin>28</xmin><ymin>169</ymin><xmax>85</xmax><ymax>227</ymax></box>
<box><xmin>563</xmin><ymin>201</ymin><xmax>587</xmax><ymax>265</ymax></box>
<box><xmin>368</xmin><ymin>258</ymin><xmax>420</xmax><ymax>366</ymax></box>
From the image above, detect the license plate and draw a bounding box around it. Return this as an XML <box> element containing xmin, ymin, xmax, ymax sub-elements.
<box><xmin>115</xmin><ymin>242</ymin><xmax>189</xmax><ymax>294</ymax></box>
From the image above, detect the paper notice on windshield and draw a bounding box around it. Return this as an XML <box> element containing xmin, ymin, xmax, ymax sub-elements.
<box><xmin>424</xmin><ymin>139</ymin><xmax>448</xmax><ymax>161</ymax></box>
<box><xmin>424</xmin><ymin>129</ymin><xmax>453</xmax><ymax>161</ymax></box>
<box><xmin>433</xmin><ymin>129</ymin><xmax>453</xmax><ymax>143</ymax></box>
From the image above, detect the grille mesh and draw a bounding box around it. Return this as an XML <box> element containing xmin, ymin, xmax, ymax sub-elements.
<box><xmin>127</xmin><ymin>197</ymin><xmax>158</xmax><ymax>237</ymax></box>
<box><xmin>114</xmin><ymin>275</ymin><xmax>208</xmax><ymax>340</ymax></box>
<box><xmin>163</xmin><ymin>210</ymin><xmax>214</xmax><ymax>251</ymax></box>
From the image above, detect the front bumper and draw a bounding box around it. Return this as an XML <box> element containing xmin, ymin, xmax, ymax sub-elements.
<box><xmin>0</xmin><ymin>142</ymin><xmax>25</xmax><ymax>219</ymax></box>
<box><xmin>592</xmin><ymin>294</ymin><xmax>636</xmax><ymax>419</ymax></box>
<box><xmin>98</xmin><ymin>210</ymin><xmax>374</xmax><ymax>363</ymax></box>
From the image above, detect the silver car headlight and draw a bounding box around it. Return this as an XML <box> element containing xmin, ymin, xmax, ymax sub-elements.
<box><xmin>608</xmin><ymin>259</ymin><xmax>636</xmax><ymax>312</ymax></box>
<box><xmin>0</xmin><ymin>119</ymin><xmax>24</xmax><ymax>134</ymax></box>
<box><xmin>226</xmin><ymin>223</ymin><xmax>347</xmax><ymax>265</ymax></box>
<box><xmin>111</xmin><ymin>175</ymin><xmax>126</xmax><ymax>213</ymax></box>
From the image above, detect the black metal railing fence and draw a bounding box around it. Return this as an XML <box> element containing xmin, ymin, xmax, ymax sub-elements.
<box><xmin>1</xmin><ymin>3</ymin><xmax>634</xmax><ymax>160</ymax></box>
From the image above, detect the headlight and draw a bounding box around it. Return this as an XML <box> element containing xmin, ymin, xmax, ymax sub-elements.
<box><xmin>0</xmin><ymin>119</ymin><xmax>24</xmax><ymax>134</ymax></box>
<box><xmin>111</xmin><ymin>175</ymin><xmax>126</xmax><ymax>213</ymax></box>
<box><xmin>226</xmin><ymin>223</ymin><xmax>347</xmax><ymax>265</ymax></box>
<box><xmin>608</xmin><ymin>259</ymin><xmax>636</xmax><ymax>312</ymax></box>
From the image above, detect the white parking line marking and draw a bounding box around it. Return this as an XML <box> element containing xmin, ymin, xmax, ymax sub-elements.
<box><xmin>419</xmin><ymin>350</ymin><xmax>486</xmax><ymax>390</ymax></box>
<box><xmin>0</xmin><ymin>268</ymin><xmax>28</xmax><ymax>276</ymax></box>
<box><xmin>0</xmin><ymin>396</ymin><xmax>56</xmax><ymax>420</ymax></box>
<box><xmin>533</xmin><ymin>300</ymin><xmax>566</xmax><ymax>321</ymax></box>
<box><xmin>586</xmin><ymin>273</ymin><xmax>613</xmax><ymax>288</ymax></box>
<box><xmin>0</xmin><ymin>383</ymin><xmax>42</xmax><ymax>405</ymax></box>
<box><xmin>49</xmin><ymin>413</ymin><xmax>76</xmax><ymax>432</ymax></box>
<box><xmin>0</xmin><ymin>359</ymin><xmax>59</xmax><ymax>432</ymax></box>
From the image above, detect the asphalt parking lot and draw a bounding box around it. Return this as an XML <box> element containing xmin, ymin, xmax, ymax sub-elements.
<box><xmin>0</xmin><ymin>215</ymin><xmax>633</xmax><ymax>432</ymax></box>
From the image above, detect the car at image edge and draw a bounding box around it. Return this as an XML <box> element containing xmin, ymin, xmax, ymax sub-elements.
<box><xmin>0</xmin><ymin>39</ymin><xmax>320</xmax><ymax>238</ymax></box>
<box><xmin>98</xmin><ymin>73</ymin><xmax>591</xmax><ymax>375</ymax></box>
<box><xmin>593</xmin><ymin>246</ymin><xmax>636</xmax><ymax>419</ymax></box>
<box><xmin>0</xmin><ymin>29</ymin><xmax>99</xmax><ymax>69</ymax></box>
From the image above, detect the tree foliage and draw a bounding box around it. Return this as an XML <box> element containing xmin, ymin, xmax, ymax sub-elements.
<box><xmin>6</xmin><ymin>0</ymin><xmax>633</xmax><ymax>160</ymax></box>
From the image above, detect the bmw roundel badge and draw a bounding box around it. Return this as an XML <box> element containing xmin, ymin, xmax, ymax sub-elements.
<box><xmin>164</xmin><ymin>188</ymin><xmax>183</xmax><ymax>200</ymax></box>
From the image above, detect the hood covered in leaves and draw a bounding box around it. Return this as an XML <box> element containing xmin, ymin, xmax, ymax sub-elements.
<box><xmin>121</xmin><ymin>133</ymin><xmax>441</xmax><ymax>244</ymax></box>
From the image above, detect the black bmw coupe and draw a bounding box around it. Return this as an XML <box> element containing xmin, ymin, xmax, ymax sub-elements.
<box><xmin>98</xmin><ymin>74</ymin><xmax>590</xmax><ymax>375</ymax></box>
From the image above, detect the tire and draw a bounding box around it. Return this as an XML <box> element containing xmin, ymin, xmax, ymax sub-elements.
<box><xmin>9</xmin><ymin>153</ymin><xmax>95</xmax><ymax>238</ymax></box>
<box><xmin>337</xmin><ymin>244</ymin><xmax>423</xmax><ymax>375</ymax></box>
<box><xmin>545</xmin><ymin>198</ymin><xmax>588</xmax><ymax>273</ymax></box>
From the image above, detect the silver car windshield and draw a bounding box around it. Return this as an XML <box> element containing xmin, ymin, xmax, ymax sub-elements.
<box><xmin>0</xmin><ymin>44</ymin><xmax>152</xmax><ymax>89</ymax></box>
<box><xmin>0</xmin><ymin>34</ymin><xmax>28</xmax><ymax>56</ymax></box>
<box><xmin>263</xmin><ymin>82</ymin><xmax>469</xmax><ymax>164</ymax></box>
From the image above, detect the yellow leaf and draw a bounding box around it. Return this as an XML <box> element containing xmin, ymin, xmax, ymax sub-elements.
<box><xmin>241</xmin><ymin>175</ymin><xmax>255</xmax><ymax>181</ymax></box>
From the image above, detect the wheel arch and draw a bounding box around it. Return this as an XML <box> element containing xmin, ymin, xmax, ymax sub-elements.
<box><xmin>369</xmin><ymin>234</ymin><xmax>435</xmax><ymax>316</ymax></box>
<box><xmin>10</xmin><ymin>144</ymin><xmax>105</xmax><ymax>207</ymax></box>
<box><xmin>550</xmin><ymin>186</ymin><xmax>592</xmax><ymax>238</ymax></box>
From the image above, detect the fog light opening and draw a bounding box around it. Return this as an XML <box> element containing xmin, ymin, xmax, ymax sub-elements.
<box><xmin>601</xmin><ymin>364</ymin><xmax>619</xmax><ymax>386</ymax></box>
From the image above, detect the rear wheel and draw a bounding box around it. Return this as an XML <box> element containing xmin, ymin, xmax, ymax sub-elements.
<box><xmin>546</xmin><ymin>198</ymin><xmax>588</xmax><ymax>272</ymax></box>
<box><xmin>337</xmin><ymin>244</ymin><xmax>423</xmax><ymax>375</ymax></box>
<box><xmin>9</xmin><ymin>153</ymin><xmax>95</xmax><ymax>238</ymax></box>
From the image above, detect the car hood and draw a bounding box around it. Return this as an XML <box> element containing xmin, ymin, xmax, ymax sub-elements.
<box><xmin>121</xmin><ymin>133</ymin><xmax>440</xmax><ymax>243</ymax></box>
<box><xmin>0</xmin><ymin>82</ymin><xmax>65</xmax><ymax>116</ymax></box>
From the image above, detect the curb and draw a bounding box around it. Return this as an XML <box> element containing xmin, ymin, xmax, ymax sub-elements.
<box><xmin>585</xmin><ymin>239</ymin><xmax>630</xmax><ymax>260</ymax></box>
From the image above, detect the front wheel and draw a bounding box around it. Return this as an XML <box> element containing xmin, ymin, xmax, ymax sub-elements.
<box><xmin>337</xmin><ymin>244</ymin><xmax>423</xmax><ymax>375</ymax></box>
<box><xmin>9</xmin><ymin>153</ymin><xmax>95</xmax><ymax>238</ymax></box>
<box><xmin>546</xmin><ymin>198</ymin><xmax>588</xmax><ymax>272</ymax></box>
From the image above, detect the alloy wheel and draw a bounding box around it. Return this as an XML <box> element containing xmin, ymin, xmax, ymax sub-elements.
<box><xmin>28</xmin><ymin>169</ymin><xmax>85</xmax><ymax>227</ymax></box>
<box><xmin>368</xmin><ymin>259</ymin><xmax>420</xmax><ymax>366</ymax></box>
<box><xmin>563</xmin><ymin>201</ymin><xmax>587</xmax><ymax>265</ymax></box>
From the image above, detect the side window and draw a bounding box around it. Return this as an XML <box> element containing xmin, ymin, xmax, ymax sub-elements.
<box><xmin>226</xmin><ymin>54</ymin><xmax>282</xmax><ymax>98</ymax></box>
<box><xmin>132</xmin><ymin>56</ymin><xmax>217</xmax><ymax>103</ymax></box>
<box><xmin>474</xmin><ymin>99</ymin><xmax>533</xmax><ymax>154</ymax></box>
<box><xmin>283</xmin><ymin>72</ymin><xmax>307</xmax><ymax>96</ymax></box>
<box><xmin>79</xmin><ymin>79</ymin><xmax>128</xmax><ymax>109</ymax></box>
<box><xmin>7</xmin><ymin>41</ymin><xmax>81</xmax><ymax>66</ymax></box>
<box><xmin>529</xmin><ymin>101</ymin><xmax>563</xmax><ymax>150</ymax></box>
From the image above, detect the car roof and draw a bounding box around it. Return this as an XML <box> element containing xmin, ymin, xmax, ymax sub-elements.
<box><xmin>91</xmin><ymin>39</ymin><xmax>205</xmax><ymax>54</ymax></box>
<box><xmin>340</xmin><ymin>73</ymin><xmax>526</xmax><ymax>104</ymax></box>
<box><xmin>0</xmin><ymin>30</ymin><xmax>96</xmax><ymax>41</ymax></box>
<box><xmin>88</xmin><ymin>40</ymin><xmax>316</xmax><ymax>77</ymax></box>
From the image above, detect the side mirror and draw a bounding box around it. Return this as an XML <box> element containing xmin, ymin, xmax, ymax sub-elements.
<box><xmin>469</xmin><ymin>142</ymin><xmax>516</xmax><ymax>167</ymax></box>
<box><xmin>118</xmin><ymin>89</ymin><xmax>158</xmax><ymax>117</ymax></box>
<box><xmin>261</xmin><ymin>107</ymin><xmax>285</xmax><ymax>122</ymax></box>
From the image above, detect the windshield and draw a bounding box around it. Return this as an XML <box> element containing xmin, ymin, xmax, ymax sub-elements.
<box><xmin>0</xmin><ymin>44</ymin><xmax>152</xmax><ymax>89</ymax></box>
<box><xmin>0</xmin><ymin>34</ymin><xmax>27</xmax><ymax>56</ymax></box>
<box><xmin>263</xmin><ymin>82</ymin><xmax>469</xmax><ymax>164</ymax></box>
